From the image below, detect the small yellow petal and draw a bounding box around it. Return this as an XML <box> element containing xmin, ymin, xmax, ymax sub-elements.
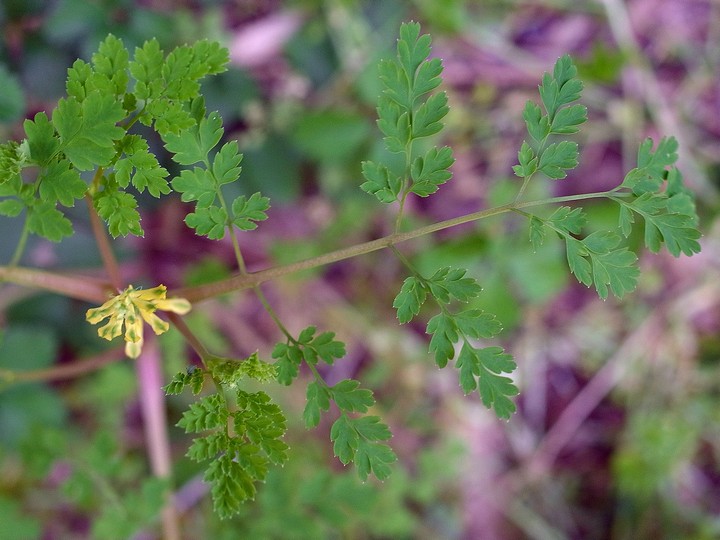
<box><xmin>97</xmin><ymin>311</ymin><xmax>124</xmax><ymax>341</ymax></box>
<box><xmin>86</xmin><ymin>297</ymin><xmax>119</xmax><ymax>324</ymax></box>
<box><xmin>134</xmin><ymin>285</ymin><xmax>168</xmax><ymax>301</ymax></box>
<box><xmin>123</xmin><ymin>309</ymin><xmax>144</xmax><ymax>344</ymax></box>
<box><xmin>155</xmin><ymin>297</ymin><xmax>191</xmax><ymax>315</ymax></box>
<box><xmin>125</xmin><ymin>338</ymin><xmax>143</xmax><ymax>359</ymax></box>
<box><xmin>139</xmin><ymin>310</ymin><xmax>170</xmax><ymax>335</ymax></box>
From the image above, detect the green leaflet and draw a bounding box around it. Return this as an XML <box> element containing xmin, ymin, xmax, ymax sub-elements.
<box><xmin>164</xmin><ymin>367</ymin><xmax>204</xmax><ymax>396</ymax></box>
<box><xmin>303</xmin><ymin>381</ymin><xmax>331</xmax><ymax>428</ymax></box>
<box><xmin>23</xmin><ymin>113</ymin><xmax>59</xmax><ymax>166</ymax></box>
<box><xmin>393</xmin><ymin>276</ymin><xmax>428</xmax><ymax>324</ymax></box>
<box><xmin>330</xmin><ymin>414</ymin><xmax>396</xmax><ymax>481</ymax></box>
<box><xmin>612</xmin><ymin>139</ymin><xmax>701</xmax><ymax>257</ymax></box>
<box><xmin>456</xmin><ymin>343</ymin><xmax>517</xmax><ymax>419</ymax></box>
<box><xmin>363</xmin><ymin>22</ymin><xmax>452</xmax><ymax>205</ymax></box>
<box><xmin>27</xmin><ymin>201</ymin><xmax>73</xmax><ymax>242</ymax></box>
<box><xmin>515</xmin><ymin>55</ymin><xmax>587</xmax><ymax>182</ymax></box>
<box><xmin>232</xmin><ymin>192</ymin><xmax>270</xmax><ymax>231</ymax></box>
<box><xmin>94</xmin><ymin>187</ymin><xmax>143</xmax><ymax>238</ymax></box>
<box><xmin>115</xmin><ymin>135</ymin><xmax>170</xmax><ymax>197</ymax></box>
<box><xmin>410</xmin><ymin>146</ymin><xmax>455</xmax><ymax>197</ymax></box>
<box><xmin>164</xmin><ymin>110</ymin><xmax>224</xmax><ymax>166</ymax></box>
<box><xmin>37</xmin><ymin>160</ymin><xmax>86</xmax><ymax>207</ymax></box>
<box><xmin>52</xmin><ymin>91</ymin><xmax>125</xmax><ymax>171</ymax></box>
<box><xmin>272</xmin><ymin>326</ymin><xmax>346</xmax><ymax>386</ymax></box>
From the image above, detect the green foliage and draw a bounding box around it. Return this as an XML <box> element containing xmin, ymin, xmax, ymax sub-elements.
<box><xmin>516</xmin><ymin>57</ymin><xmax>700</xmax><ymax>300</ymax></box>
<box><xmin>0</xmin><ymin>21</ymin><xmax>706</xmax><ymax>530</ymax></box>
<box><xmin>167</xmin><ymin>354</ymin><xmax>289</xmax><ymax>519</ymax></box>
<box><xmin>613</xmin><ymin>139</ymin><xmax>701</xmax><ymax>257</ymax></box>
<box><xmin>0</xmin><ymin>34</ymin><xmax>232</xmax><ymax>241</ymax></box>
<box><xmin>513</xmin><ymin>54</ymin><xmax>587</xmax><ymax>181</ymax></box>
<box><xmin>331</xmin><ymin>414</ymin><xmax>396</xmax><ymax>481</ymax></box>
<box><xmin>272</xmin><ymin>326</ymin><xmax>346</xmax><ymax>385</ymax></box>
<box><xmin>165</xmin><ymin>101</ymin><xmax>270</xmax><ymax>241</ymax></box>
<box><xmin>361</xmin><ymin>21</ymin><xmax>454</xmax><ymax>205</ymax></box>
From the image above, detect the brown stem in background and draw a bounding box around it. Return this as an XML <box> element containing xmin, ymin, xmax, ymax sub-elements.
<box><xmin>0</xmin><ymin>266</ymin><xmax>110</xmax><ymax>303</ymax></box>
<box><xmin>135</xmin><ymin>339</ymin><xmax>180</xmax><ymax>540</ymax></box>
<box><xmin>0</xmin><ymin>346</ymin><xmax>125</xmax><ymax>385</ymax></box>
<box><xmin>85</xmin><ymin>192</ymin><xmax>123</xmax><ymax>292</ymax></box>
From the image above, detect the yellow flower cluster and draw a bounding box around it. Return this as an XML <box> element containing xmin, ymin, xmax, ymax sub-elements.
<box><xmin>86</xmin><ymin>284</ymin><xmax>191</xmax><ymax>358</ymax></box>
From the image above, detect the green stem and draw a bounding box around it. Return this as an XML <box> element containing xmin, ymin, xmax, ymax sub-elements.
<box><xmin>394</xmin><ymin>136</ymin><xmax>414</xmax><ymax>233</ymax></box>
<box><xmin>177</xmin><ymin>189</ymin><xmax>622</xmax><ymax>302</ymax></box>
<box><xmin>0</xmin><ymin>189</ymin><xmax>628</xmax><ymax>305</ymax></box>
<box><xmin>7</xmin><ymin>216</ymin><xmax>30</xmax><ymax>267</ymax></box>
<box><xmin>306</xmin><ymin>360</ymin><xmax>332</xmax><ymax>392</ymax></box>
<box><xmin>514</xmin><ymin>172</ymin><xmax>536</xmax><ymax>204</ymax></box>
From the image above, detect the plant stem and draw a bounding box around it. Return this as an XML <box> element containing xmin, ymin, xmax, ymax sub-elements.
<box><xmin>0</xmin><ymin>346</ymin><xmax>124</xmax><ymax>385</ymax></box>
<box><xmin>85</xmin><ymin>192</ymin><xmax>123</xmax><ymax>292</ymax></box>
<box><xmin>0</xmin><ymin>266</ymin><xmax>111</xmax><ymax>303</ymax></box>
<box><xmin>0</xmin><ymin>190</ymin><xmax>626</xmax><ymax>305</ymax></box>
<box><xmin>177</xmin><ymin>189</ymin><xmax>621</xmax><ymax>302</ymax></box>
<box><xmin>7</xmin><ymin>217</ymin><xmax>30</xmax><ymax>267</ymax></box>
<box><xmin>135</xmin><ymin>340</ymin><xmax>181</xmax><ymax>540</ymax></box>
<box><xmin>166</xmin><ymin>312</ymin><xmax>210</xmax><ymax>360</ymax></box>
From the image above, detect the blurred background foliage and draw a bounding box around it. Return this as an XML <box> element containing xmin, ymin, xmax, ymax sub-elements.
<box><xmin>0</xmin><ymin>0</ymin><xmax>719</xmax><ymax>538</ymax></box>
